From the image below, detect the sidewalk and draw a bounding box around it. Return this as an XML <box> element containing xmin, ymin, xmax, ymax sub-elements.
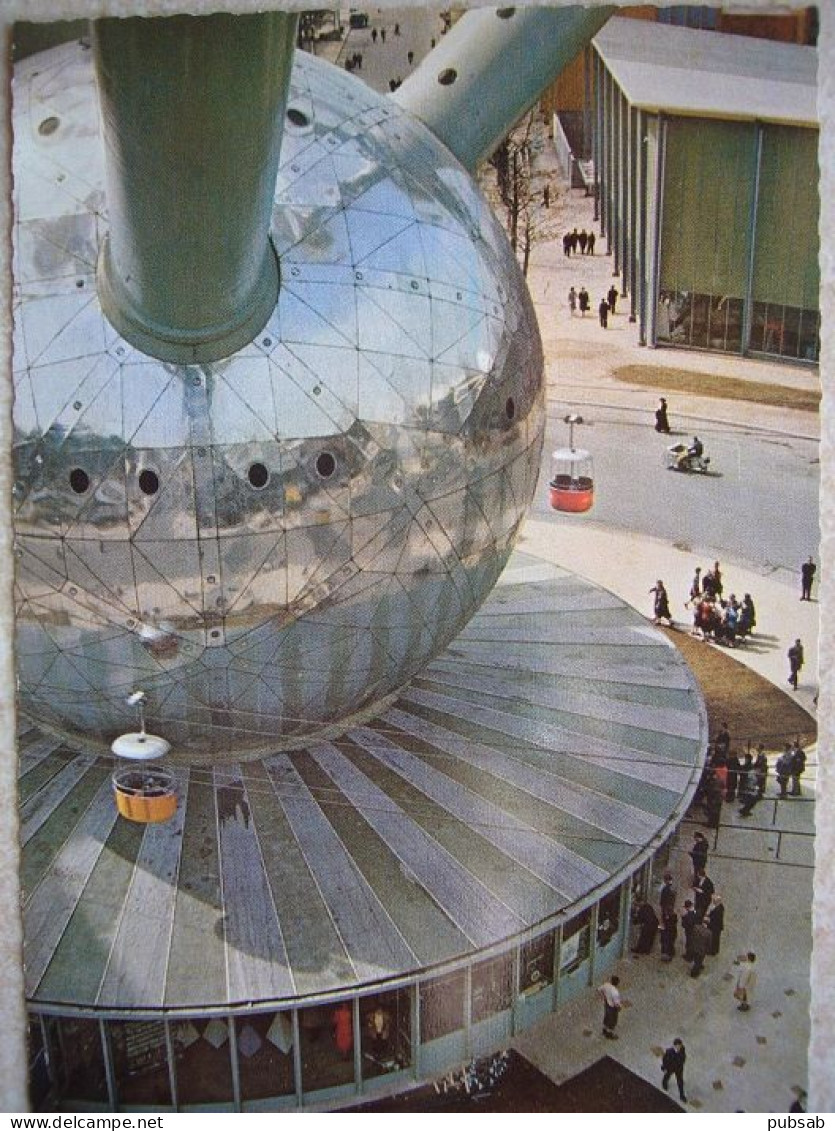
<box><xmin>509</xmin><ymin>166</ymin><xmax>818</xmax><ymax>1112</ymax></box>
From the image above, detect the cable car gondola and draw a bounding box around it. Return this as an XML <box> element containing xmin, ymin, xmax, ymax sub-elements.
<box><xmin>549</xmin><ymin>413</ymin><xmax>594</xmax><ymax>513</ymax></box>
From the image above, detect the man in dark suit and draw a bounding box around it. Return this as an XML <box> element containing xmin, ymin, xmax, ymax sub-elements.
<box><xmin>661</xmin><ymin>1039</ymin><xmax>687</xmax><ymax>1102</ymax></box>
<box><xmin>801</xmin><ymin>556</ymin><xmax>816</xmax><ymax>600</ymax></box>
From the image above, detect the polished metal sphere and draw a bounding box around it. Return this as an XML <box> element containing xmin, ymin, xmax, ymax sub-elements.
<box><xmin>12</xmin><ymin>45</ymin><xmax>545</xmax><ymax>763</ymax></box>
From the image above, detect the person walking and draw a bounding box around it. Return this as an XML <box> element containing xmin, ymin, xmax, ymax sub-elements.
<box><xmin>607</xmin><ymin>284</ymin><xmax>619</xmax><ymax>314</ymax></box>
<box><xmin>800</xmin><ymin>556</ymin><xmax>816</xmax><ymax>601</ymax></box>
<box><xmin>754</xmin><ymin>744</ymin><xmax>768</xmax><ymax>797</ymax></box>
<box><xmin>570</xmin><ymin>228</ymin><xmax>579</xmax><ymax>254</ymax></box>
<box><xmin>659</xmin><ymin>872</ymin><xmax>676</xmax><ymax>917</ymax></box>
<box><xmin>707</xmin><ymin>894</ymin><xmax>725</xmax><ymax>955</ymax></box>
<box><xmin>598</xmin><ymin>296</ymin><xmax>609</xmax><ymax>328</ymax></box>
<box><xmin>371</xmin><ymin>27</ymin><xmax>378</xmax><ymax>42</ymax></box>
<box><xmin>689</xmin><ymin>831</ymin><xmax>709</xmax><ymax>881</ymax></box>
<box><xmin>568</xmin><ymin>286</ymin><xmax>577</xmax><ymax>316</ymax></box>
<box><xmin>689</xmin><ymin>917</ymin><xmax>711</xmax><ymax>977</ymax></box>
<box><xmin>407</xmin><ymin>49</ymin><xmax>414</xmax><ymax>65</ymax></box>
<box><xmin>655</xmin><ymin>397</ymin><xmax>671</xmax><ymax>434</ymax></box>
<box><xmin>586</xmin><ymin>230</ymin><xmax>596</xmax><ymax>254</ymax></box>
<box><xmin>681</xmin><ymin>900</ymin><xmax>697</xmax><ymax>962</ymax></box>
<box><xmin>661</xmin><ymin>1039</ymin><xmax>687</xmax><ymax>1103</ymax></box>
<box><xmin>599</xmin><ymin>975</ymin><xmax>622</xmax><ymax>1039</ymax></box>
<box><xmin>775</xmin><ymin>744</ymin><xmax>794</xmax><ymax>798</ymax></box>
<box><xmin>734</xmin><ymin>952</ymin><xmax>757</xmax><ymax>1011</ymax></box>
<box><xmin>790</xmin><ymin>740</ymin><xmax>806</xmax><ymax>796</ymax></box>
<box><xmin>563</xmin><ymin>231</ymin><xmax>572</xmax><ymax>256</ymax></box>
<box><xmin>788</xmin><ymin>638</ymin><xmax>804</xmax><ymax>689</ymax></box>
<box><xmin>685</xmin><ymin>566</ymin><xmax>702</xmax><ymax>608</ymax></box>
<box><xmin>712</xmin><ymin>561</ymin><xmax>724</xmax><ymax>599</ymax></box>
<box><xmin>714</xmin><ymin>722</ymin><xmax>731</xmax><ymax>762</ymax></box>
<box><xmin>650</xmin><ymin>580</ymin><xmax>673</xmax><ymax>626</ymax></box>
<box><xmin>736</xmin><ymin>751</ymin><xmax>755</xmax><ymax>815</ymax></box>
<box><xmin>659</xmin><ymin>909</ymin><xmax>678</xmax><ymax>961</ymax></box>
<box><xmin>725</xmin><ymin>750</ymin><xmax>740</xmax><ymax>803</ymax></box>
<box><xmin>578</xmin><ymin>286</ymin><xmax>590</xmax><ymax>316</ymax></box>
<box><xmin>578</xmin><ymin>229</ymin><xmax>588</xmax><ymax>254</ymax></box>
<box><xmin>631</xmin><ymin>899</ymin><xmax>659</xmax><ymax>954</ymax></box>
<box><xmin>693</xmin><ymin>869</ymin><xmax>715</xmax><ymax>919</ymax></box>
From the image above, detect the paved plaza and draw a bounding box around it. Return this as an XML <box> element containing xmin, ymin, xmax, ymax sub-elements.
<box><xmin>325</xmin><ymin>19</ymin><xmax>824</xmax><ymax>1106</ymax></box>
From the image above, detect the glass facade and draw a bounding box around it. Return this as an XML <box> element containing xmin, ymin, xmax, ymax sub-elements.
<box><xmin>27</xmin><ymin>890</ymin><xmax>639</xmax><ymax>1111</ymax></box>
<box><xmin>235</xmin><ymin>1012</ymin><xmax>295</xmax><ymax>1105</ymax></box>
<box><xmin>595</xmin><ymin>50</ymin><xmax>820</xmax><ymax>363</ymax></box>
<box><xmin>655</xmin><ymin>117</ymin><xmax>819</xmax><ymax>360</ymax></box>
<box><xmin>359</xmin><ymin>989</ymin><xmax>412</xmax><ymax>1080</ymax></box>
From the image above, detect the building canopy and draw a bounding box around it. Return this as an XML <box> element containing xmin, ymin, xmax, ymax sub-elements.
<box><xmin>593</xmin><ymin>17</ymin><xmax>817</xmax><ymax>127</ymax></box>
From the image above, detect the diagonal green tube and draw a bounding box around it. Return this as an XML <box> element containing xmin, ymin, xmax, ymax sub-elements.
<box><xmin>93</xmin><ymin>13</ymin><xmax>298</xmax><ymax>364</ymax></box>
<box><xmin>393</xmin><ymin>5</ymin><xmax>613</xmax><ymax>172</ymax></box>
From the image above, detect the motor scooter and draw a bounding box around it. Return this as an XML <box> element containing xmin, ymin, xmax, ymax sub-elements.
<box><xmin>665</xmin><ymin>444</ymin><xmax>711</xmax><ymax>474</ymax></box>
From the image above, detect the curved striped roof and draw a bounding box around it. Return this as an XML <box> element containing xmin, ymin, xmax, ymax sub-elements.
<box><xmin>20</xmin><ymin>552</ymin><xmax>706</xmax><ymax>1012</ymax></box>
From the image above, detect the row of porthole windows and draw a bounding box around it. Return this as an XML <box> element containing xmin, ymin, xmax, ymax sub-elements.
<box><xmin>66</xmin><ymin>454</ymin><xmax>338</xmax><ymax>496</ymax></box>
<box><xmin>63</xmin><ymin>396</ymin><xmax>517</xmax><ymax>497</ymax></box>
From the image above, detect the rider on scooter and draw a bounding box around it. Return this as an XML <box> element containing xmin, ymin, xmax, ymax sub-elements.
<box><xmin>677</xmin><ymin>435</ymin><xmax>703</xmax><ymax>470</ymax></box>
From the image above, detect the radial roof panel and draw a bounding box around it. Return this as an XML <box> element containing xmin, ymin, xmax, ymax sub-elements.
<box><xmin>593</xmin><ymin>17</ymin><xmax>818</xmax><ymax>127</ymax></box>
<box><xmin>20</xmin><ymin>553</ymin><xmax>706</xmax><ymax>1013</ymax></box>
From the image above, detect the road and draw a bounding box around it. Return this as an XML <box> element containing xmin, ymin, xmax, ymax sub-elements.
<box><xmin>534</xmin><ymin>401</ymin><xmax>820</xmax><ymax>582</ymax></box>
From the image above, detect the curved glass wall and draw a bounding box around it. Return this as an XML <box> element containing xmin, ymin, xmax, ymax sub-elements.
<box><xmin>29</xmin><ymin>885</ymin><xmax>640</xmax><ymax>1112</ymax></box>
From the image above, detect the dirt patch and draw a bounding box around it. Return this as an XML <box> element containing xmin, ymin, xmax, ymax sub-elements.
<box><xmin>661</xmin><ymin>627</ymin><xmax>816</xmax><ymax>752</ymax></box>
<box><xmin>614</xmin><ymin>365</ymin><xmax>820</xmax><ymax>413</ymax></box>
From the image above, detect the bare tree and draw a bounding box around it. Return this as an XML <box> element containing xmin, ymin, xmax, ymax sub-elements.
<box><xmin>483</xmin><ymin>111</ymin><xmax>561</xmax><ymax>277</ymax></box>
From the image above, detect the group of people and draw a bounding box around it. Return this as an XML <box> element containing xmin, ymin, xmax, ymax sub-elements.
<box><xmin>562</xmin><ymin>227</ymin><xmax>595</xmax><ymax>256</ymax></box>
<box><xmin>693</xmin><ymin>722</ymin><xmax>808</xmax><ymax>831</ymax></box>
<box><xmin>597</xmin><ymin>834</ymin><xmax>760</xmax><ymax>1104</ymax></box>
<box><xmin>684</xmin><ymin>563</ymin><xmax>757</xmax><ymax>647</ymax></box>
<box><xmin>630</xmin><ymin>838</ymin><xmax>725</xmax><ymax>978</ymax></box>
<box><xmin>567</xmin><ymin>283</ymin><xmax>620</xmax><ymax>327</ymax></box>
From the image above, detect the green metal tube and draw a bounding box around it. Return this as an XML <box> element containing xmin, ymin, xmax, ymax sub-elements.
<box><xmin>392</xmin><ymin>6</ymin><xmax>614</xmax><ymax>172</ymax></box>
<box><xmin>93</xmin><ymin>13</ymin><xmax>298</xmax><ymax>364</ymax></box>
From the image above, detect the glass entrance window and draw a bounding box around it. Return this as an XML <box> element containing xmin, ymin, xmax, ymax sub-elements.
<box><xmin>597</xmin><ymin>887</ymin><xmax>622</xmax><ymax>948</ymax></box>
<box><xmin>359</xmin><ymin>989</ymin><xmax>412</xmax><ymax>1081</ymax></box>
<box><xmin>110</xmin><ymin>1019</ymin><xmax>172</xmax><ymax>1107</ymax></box>
<box><xmin>420</xmin><ymin>970</ymin><xmax>465</xmax><ymax>1042</ymax></box>
<box><xmin>657</xmin><ymin>290</ymin><xmax>744</xmax><ymax>352</ymax></box>
<box><xmin>235</xmin><ymin>1012</ymin><xmax>295</xmax><ymax>1103</ymax></box>
<box><xmin>520</xmin><ymin>932</ymin><xmax>555</xmax><ymax>994</ymax></box>
<box><xmin>170</xmin><ymin>1016</ymin><xmax>234</xmax><ymax>1107</ymax></box>
<box><xmin>560</xmin><ymin>910</ymin><xmax>591</xmax><ymax>974</ymax></box>
<box><xmin>471</xmin><ymin>954</ymin><xmax>513</xmax><ymax>1024</ymax></box>
<box><xmin>51</xmin><ymin>1017</ymin><xmax>109</xmax><ymax>1104</ymax></box>
<box><xmin>28</xmin><ymin>1016</ymin><xmax>51</xmax><ymax>1111</ymax></box>
<box><xmin>751</xmin><ymin>301</ymin><xmax>819</xmax><ymax>361</ymax></box>
<box><xmin>299</xmin><ymin>1003</ymin><xmax>355</xmax><ymax>1093</ymax></box>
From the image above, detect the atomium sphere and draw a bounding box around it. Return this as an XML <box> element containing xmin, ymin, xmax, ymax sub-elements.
<box><xmin>12</xmin><ymin>44</ymin><xmax>545</xmax><ymax>764</ymax></box>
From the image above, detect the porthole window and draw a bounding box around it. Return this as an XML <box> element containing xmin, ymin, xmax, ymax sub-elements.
<box><xmin>438</xmin><ymin>68</ymin><xmax>457</xmax><ymax>86</ymax></box>
<box><xmin>286</xmin><ymin>107</ymin><xmax>310</xmax><ymax>128</ymax></box>
<box><xmin>316</xmin><ymin>452</ymin><xmax>336</xmax><ymax>479</ymax></box>
<box><xmin>248</xmin><ymin>462</ymin><xmax>269</xmax><ymax>489</ymax></box>
<box><xmin>38</xmin><ymin>116</ymin><xmax>60</xmax><ymax>136</ymax></box>
<box><xmin>69</xmin><ymin>468</ymin><xmax>90</xmax><ymax>494</ymax></box>
<box><xmin>505</xmin><ymin>396</ymin><xmax>516</xmax><ymax>421</ymax></box>
<box><xmin>138</xmin><ymin>469</ymin><xmax>160</xmax><ymax>495</ymax></box>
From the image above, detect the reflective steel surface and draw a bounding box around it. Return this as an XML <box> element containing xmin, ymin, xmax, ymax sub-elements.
<box><xmin>13</xmin><ymin>44</ymin><xmax>544</xmax><ymax>763</ymax></box>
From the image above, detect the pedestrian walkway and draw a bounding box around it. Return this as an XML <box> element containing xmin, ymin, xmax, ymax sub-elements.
<box><xmin>520</xmin><ymin>518</ymin><xmax>820</xmax><ymax>718</ymax></box>
<box><xmin>510</xmin><ymin>150</ymin><xmax>819</xmax><ymax>1111</ymax></box>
